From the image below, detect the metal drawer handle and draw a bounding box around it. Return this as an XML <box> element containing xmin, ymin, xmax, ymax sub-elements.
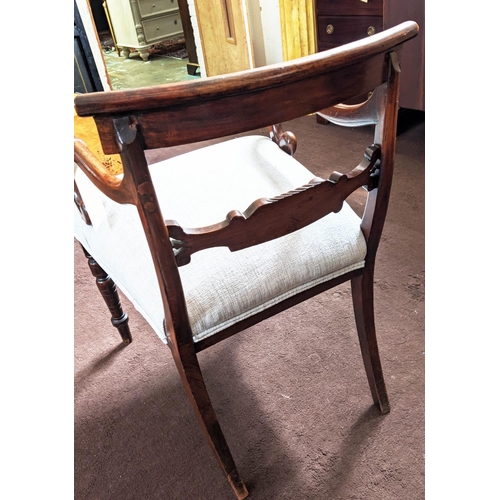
<box><xmin>326</xmin><ymin>24</ymin><xmax>334</xmax><ymax>35</ymax></box>
<box><xmin>367</xmin><ymin>26</ymin><xmax>376</xmax><ymax>36</ymax></box>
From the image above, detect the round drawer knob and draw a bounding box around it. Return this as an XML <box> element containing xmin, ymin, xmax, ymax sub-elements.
<box><xmin>367</xmin><ymin>26</ymin><xmax>376</xmax><ymax>36</ymax></box>
<box><xmin>326</xmin><ymin>24</ymin><xmax>334</xmax><ymax>35</ymax></box>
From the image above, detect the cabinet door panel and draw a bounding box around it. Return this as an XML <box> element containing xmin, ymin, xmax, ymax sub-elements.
<box><xmin>315</xmin><ymin>0</ymin><xmax>383</xmax><ymax>16</ymax></box>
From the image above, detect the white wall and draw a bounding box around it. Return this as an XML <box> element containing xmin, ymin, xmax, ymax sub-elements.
<box><xmin>248</xmin><ymin>0</ymin><xmax>283</xmax><ymax>67</ymax></box>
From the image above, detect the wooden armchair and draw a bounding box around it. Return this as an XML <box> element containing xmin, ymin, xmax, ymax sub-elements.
<box><xmin>74</xmin><ymin>21</ymin><xmax>419</xmax><ymax>499</ymax></box>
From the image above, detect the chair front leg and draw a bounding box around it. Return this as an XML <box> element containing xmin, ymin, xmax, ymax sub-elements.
<box><xmin>351</xmin><ymin>271</ymin><xmax>390</xmax><ymax>414</ymax></box>
<box><xmin>80</xmin><ymin>244</ymin><xmax>132</xmax><ymax>345</ymax></box>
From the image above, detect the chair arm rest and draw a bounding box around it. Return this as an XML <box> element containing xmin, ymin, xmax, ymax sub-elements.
<box><xmin>74</xmin><ymin>138</ymin><xmax>134</xmax><ymax>205</ymax></box>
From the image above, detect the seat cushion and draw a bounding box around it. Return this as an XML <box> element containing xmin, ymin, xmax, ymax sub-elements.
<box><xmin>74</xmin><ymin>135</ymin><xmax>367</xmax><ymax>344</ymax></box>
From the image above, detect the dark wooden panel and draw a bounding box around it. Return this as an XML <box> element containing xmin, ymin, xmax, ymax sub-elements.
<box><xmin>314</xmin><ymin>0</ymin><xmax>424</xmax><ymax>111</ymax></box>
<box><xmin>383</xmin><ymin>0</ymin><xmax>424</xmax><ymax>111</ymax></box>
<box><xmin>315</xmin><ymin>0</ymin><xmax>383</xmax><ymax>16</ymax></box>
<box><xmin>317</xmin><ymin>16</ymin><xmax>383</xmax><ymax>47</ymax></box>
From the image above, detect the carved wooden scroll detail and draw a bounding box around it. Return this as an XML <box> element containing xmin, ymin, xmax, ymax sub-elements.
<box><xmin>269</xmin><ymin>124</ymin><xmax>297</xmax><ymax>156</ymax></box>
<box><xmin>168</xmin><ymin>144</ymin><xmax>381</xmax><ymax>266</ymax></box>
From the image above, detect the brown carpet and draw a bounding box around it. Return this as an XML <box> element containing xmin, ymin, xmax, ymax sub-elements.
<box><xmin>74</xmin><ymin>112</ymin><xmax>425</xmax><ymax>499</ymax></box>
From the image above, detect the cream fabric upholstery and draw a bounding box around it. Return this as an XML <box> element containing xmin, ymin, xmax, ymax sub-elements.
<box><xmin>74</xmin><ymin>136</ymin><xmax>367</xmax><ymax>344</ymax></box>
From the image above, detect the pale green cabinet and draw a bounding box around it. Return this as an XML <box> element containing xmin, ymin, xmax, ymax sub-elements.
<box><xmin>105</xmin><ymin>0</ymin><xmax>183</xmax><ymax>61</ymax></box>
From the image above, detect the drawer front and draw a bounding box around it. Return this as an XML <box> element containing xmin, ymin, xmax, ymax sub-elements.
<box><xmin>315</xmin><ymin>0</ymin><xmax>383</xmax><ymax>16</ymax></box>
<box><xmin>138</xmin><ymin>0</ymin><xmax>178</xmax><ymax>19</ymax></box>
<box><xmin>142</xmin><ymin>12</ymin><xmax>183</xmax><ymax>43</ymax></box>
<box><xmin>317</xmin><ymin>16</ymin><xmax>383</xmax><ymax>47</ymax></box>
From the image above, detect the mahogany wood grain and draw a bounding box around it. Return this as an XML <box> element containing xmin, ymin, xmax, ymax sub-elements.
<box><xmin>81</xmin><ymin>244</ymin><xmax>132</xmax><ymax>344</ymax></box>
<box><xmin>315</xmin><ymin>0</ymin><xmax>383</xmax><ymax>16</ymax></box>
<box><xmin>75</xmin><ymin>22</ymin><xmax>418</xmax><ymax>155</ymax></box>
<box><xmin>269</xmin><ymin>124</ymin><xmax>297</xmax><ymax>156</ymax></box>
<box><xmin>74</xmin><ymin>138</ymin><xmax>134</xmax><ymax>205</ymax></box>
<box><xmin>384</xmin><ymin>0</ymin><xmax>424</xmax><ymax>110</ymax></box>
<box><xmin>362</xmin><ymin>51</ymin><xmax>401</xmax><ymax>265</ymax></box>
<box><xmin>317</xmin><ymin>15</ymin><xmax>383</xmax><ymax>47</ymax></box>
<box><xmin>351</xmin><ymin>270</ymin><xmax>390</xmax><ymax>414</ymax></box>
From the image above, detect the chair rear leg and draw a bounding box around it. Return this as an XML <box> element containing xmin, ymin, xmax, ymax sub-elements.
<box><xmin>173</xmin><ymin>347</ymin><xmax>248</xmax><ymax>499</ymax></box>
<box><xmin>80</xmin><ymin>244</ymin><xmax>132</xmax><ymax>344</ymax></box>
<box><xmin>351</xmin><ymin>272</ymin><xmax>390</xmax><ymax>414</ymax></box>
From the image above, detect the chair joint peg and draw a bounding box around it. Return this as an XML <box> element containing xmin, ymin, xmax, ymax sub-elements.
<box><xmin>113</xmin><ymin>115</ymin><xmax>138</xmax><ymax>147</ymax></box>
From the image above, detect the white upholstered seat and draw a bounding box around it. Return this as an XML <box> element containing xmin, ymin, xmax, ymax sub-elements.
<box><xmin>74</xmin><ymin>135</ymin><xmax>367</xmax><ymax>344</ymax></box>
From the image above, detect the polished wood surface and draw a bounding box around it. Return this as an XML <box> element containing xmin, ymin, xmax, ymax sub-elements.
<box><xmin>384</xmin><ymin>0</ymin><xmax>424</xmax><ymax>111</ymax></box>
<box><xmin>74</xmin><ymin>22</ymin><xmax>418</xmax><ymax>499</ymax></box>
<box><xmin>316</xmin><ymin>0</ymin><xmax>383</xmax><ymax>16</ymax></box>
<box><xmin>81</xmin><ymin>244</ymin><xmax>132</xmax><ymax>344</ymax></box>
<box><xmin>75</xmin><ymin>23</ymin><xmax>417</xmax><ymax>154</ymax></box>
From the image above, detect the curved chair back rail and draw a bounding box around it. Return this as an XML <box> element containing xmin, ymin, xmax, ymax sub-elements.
<box><xmin>74</xmin><ymin>21</ymin><xmax>418</xmax><ymax>154</ymax></box>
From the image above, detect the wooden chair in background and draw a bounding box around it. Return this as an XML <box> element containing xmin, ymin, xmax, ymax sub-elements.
<box><xmin>74</xmin><ymin>21</ymin><xmax>419</xmax><ymax>499</ymax></box>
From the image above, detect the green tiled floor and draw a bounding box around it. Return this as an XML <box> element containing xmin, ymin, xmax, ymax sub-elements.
<box><xmin>102</xmin><ymin>48</ymin><xmax>200</xmax><ymax>90</ymax></box>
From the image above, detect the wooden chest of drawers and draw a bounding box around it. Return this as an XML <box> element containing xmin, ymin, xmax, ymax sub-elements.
<box><xmin>316</xmin><ymin>15</ymin><xmax>383</xmax><ymax>50</ymax></box>
<box><xmin>314</xmin><ymin>0</ymin><xmax>424</xmax><ymax>111</ymax></box>
<box><xmin>106</xmin><ymin>0</ymin><xmax>183</xmax><ymax>61</ymax></box>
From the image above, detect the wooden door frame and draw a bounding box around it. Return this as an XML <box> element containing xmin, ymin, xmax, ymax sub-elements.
<box><xmin>279</xmin><ymin>0</ymin><xmax>316</xmax><ymax>61</ymax></box>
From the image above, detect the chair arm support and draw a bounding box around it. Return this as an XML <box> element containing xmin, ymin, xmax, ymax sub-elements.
<box><xmin>167</xmin><ymin>145</ymin><xmax>380</xmax><ymax>266</ymax></box>
<box><xmin>74</xmin><ymin>138</ymin><xmax>135</xmax><ymax>205</ymax></box>
<box><xmin>269</xmin><ymin>124</ymin><xmax>297</xmax><ymax>156</ymax></box>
